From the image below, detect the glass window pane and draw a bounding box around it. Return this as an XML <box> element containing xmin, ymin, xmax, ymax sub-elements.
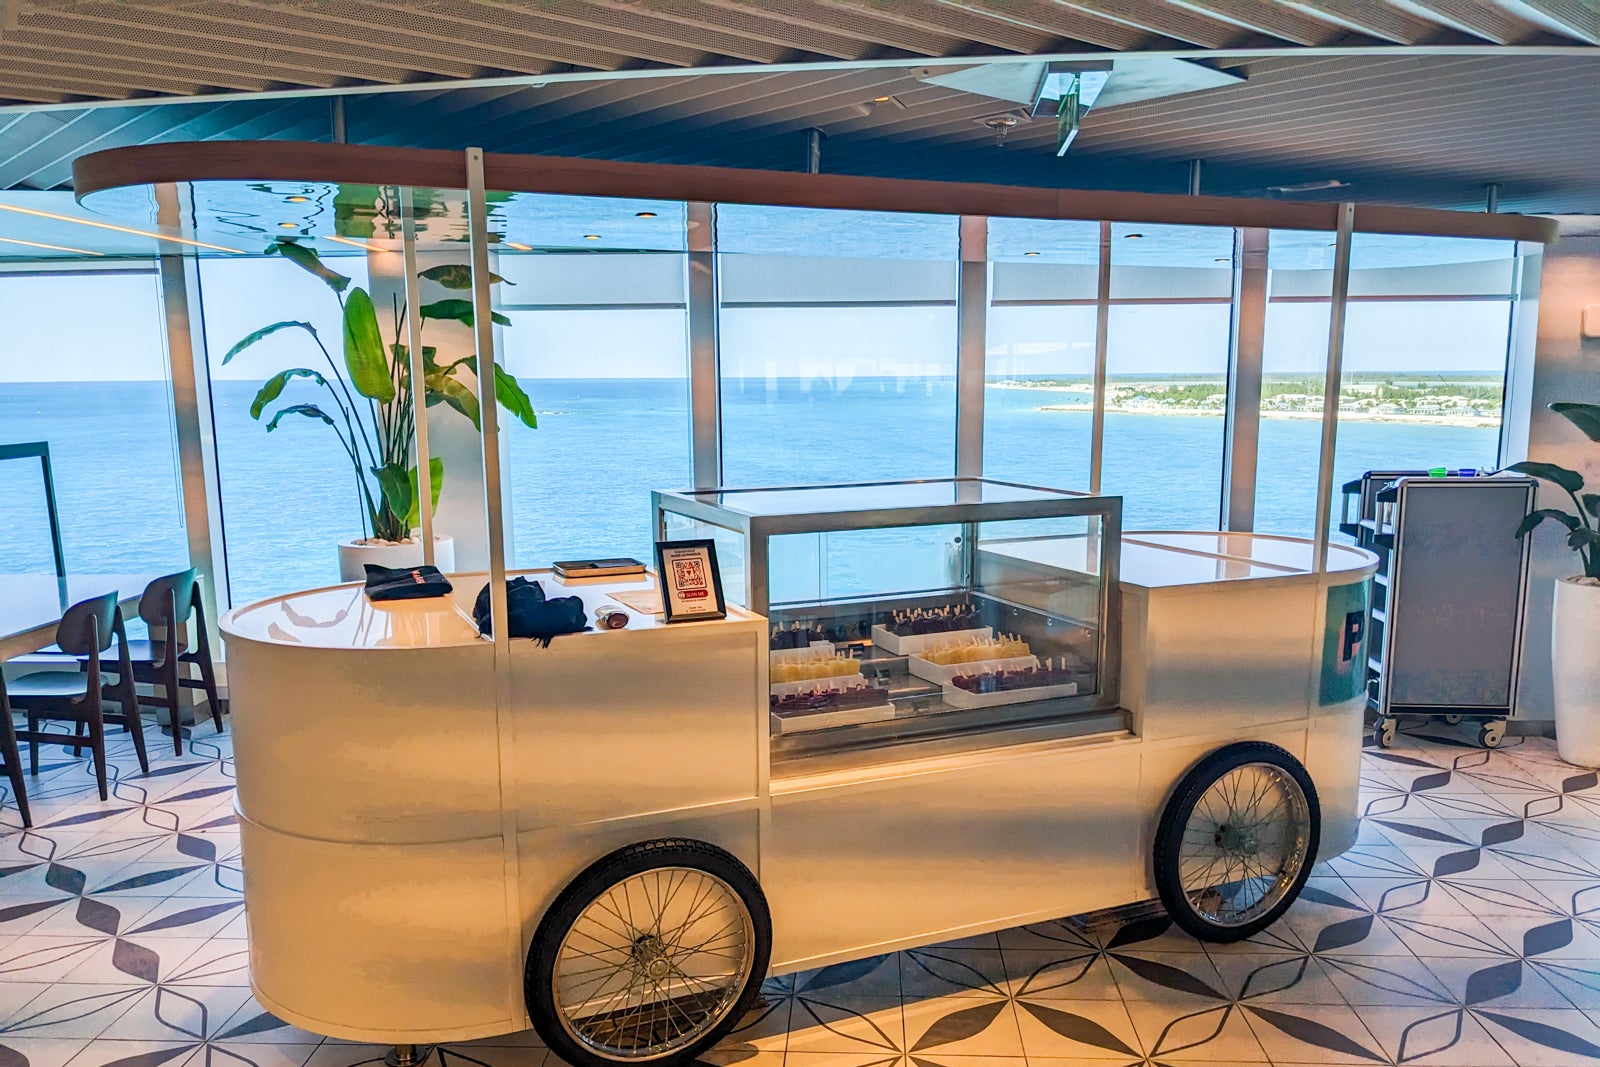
<box><xmin>202</xmin><ymin>252</ymin><xmax>373</xmax><ymax>605</ymax></box>
<box><xmin>1102</xmin><ymin>224</ymin><xmax>1234</xmax><ymax>529</ymax></box>
<box><xmin>718</xmin><ymin>205</ymin><xmax>959</xmax><ymax>486</ymax></box>
<box><xmin>985</xmin><ymin>218</ymin><xmax>1099</xmax><ymax>492</ymax></box>
<box><xmin>0</xmin><ymin>266</ymin><xmax>188</xmax><ymax>575</ymax></box>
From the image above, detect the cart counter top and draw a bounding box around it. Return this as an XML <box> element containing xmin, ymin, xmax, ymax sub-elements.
<box><xmin>221</xmin><ymin>570</ymin><xmax>760</xmax><ymax>650</ymax></box>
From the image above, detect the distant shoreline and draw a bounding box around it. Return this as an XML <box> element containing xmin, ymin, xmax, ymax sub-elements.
<box><xmin>1034</xmin><ymin>402</ymin><xmax>1498</xmax><ymax>428</ymax></box>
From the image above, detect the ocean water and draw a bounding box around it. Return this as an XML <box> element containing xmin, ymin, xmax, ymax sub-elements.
<box><xmin>0</xmin><ymin>379</ymin><xmax>1499</xmax><ymax>607</ymax></box>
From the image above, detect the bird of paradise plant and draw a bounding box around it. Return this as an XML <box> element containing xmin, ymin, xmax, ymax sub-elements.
<box><xmin>223</xmin><ymin>239</ymin><xmax>537</xmax><ymax>543</ymax></box>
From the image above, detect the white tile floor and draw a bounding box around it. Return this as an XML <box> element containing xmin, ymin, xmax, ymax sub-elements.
<box><xmin>2</xmin><ymin>719</ymin><xmax>1598</xmax><ymax>1066</ymax></box>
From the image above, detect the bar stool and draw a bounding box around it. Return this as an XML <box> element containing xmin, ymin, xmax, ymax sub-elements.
<box><xmin>10</xmin><ymin>591</ymin><xmax>151</xmax><ymax>801</ymax></box>
<box><xmin>120</xmin><ymin>569</ymin><xmax>224</xmax><ymax>755</ymax></box>
<box><xmin>0</xmin><ymin>676</ymin><xmax>32</xmax><ymax>827</ymax></box>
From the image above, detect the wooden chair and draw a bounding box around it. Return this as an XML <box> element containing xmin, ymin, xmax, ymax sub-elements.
<box><xmin>9</xmin><ymin>591</ymin><xmax>150</xmax><ymax>800</ymax></box>
<box><xmin>120</xmin><ymin>569</ymin><xmax>224</xmax><ymax>756</ymax></box>
<box><xmin>0</xmin><ymin>676</ymin><xmax>32</xmax><ymax>828</ymax></box>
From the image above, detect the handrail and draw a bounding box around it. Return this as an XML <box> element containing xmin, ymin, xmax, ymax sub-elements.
<box><xmin>0</xmin><ymin>441</ymin><xmax>66</xmax><ymax>579</ymax></box>
<box><xmin>72</xmin><ymin>140</ymin><xmax>1558</xmax><ymax>245</ymax></box>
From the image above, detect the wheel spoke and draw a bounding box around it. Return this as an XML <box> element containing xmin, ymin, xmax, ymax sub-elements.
<box><xmin>553</xmin><ymin>865</ymin><xmax>756</xmax><ymax>1059</ymax></box>
<box><xmin>1172</xmin><ymin>761</ymin><xmax>1311</xmax><ymax>930</ymax></box>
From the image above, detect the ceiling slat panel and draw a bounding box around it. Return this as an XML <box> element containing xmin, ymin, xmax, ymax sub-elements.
<box><xmin>1166</xmin><ymin>0</ymin><xmax>1368</xmax><ymax>45</ymax></box>
<box><xmin>1048</xmin><ymin>0</ymin><xmax>1257</xmax><ymax>48</ymax></box>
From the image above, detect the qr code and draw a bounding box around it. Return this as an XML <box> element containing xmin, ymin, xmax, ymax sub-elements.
<box><xmin>672</xmin><ymin>557</ymin><xmax>707</xmax><ymax>590</ymax></box>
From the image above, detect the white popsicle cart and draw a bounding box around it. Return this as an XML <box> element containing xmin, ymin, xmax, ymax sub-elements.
<box><xmin>221</xmin><ymin>479</ymin><xmax>1376</xmax><ymax>1067</ymax></box>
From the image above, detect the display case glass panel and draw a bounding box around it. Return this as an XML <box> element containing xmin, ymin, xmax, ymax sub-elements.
<box><xmin>655</xmin><ymin>479</ymin><xmax>1121</xmax><ymax>761</ymax></box>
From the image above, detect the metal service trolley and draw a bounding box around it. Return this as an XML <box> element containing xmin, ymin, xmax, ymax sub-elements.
<box><xmin>222</xmin><ymin>478</ymin><xmax>1377</xmax><ymax>1066</ymax></box>
<box><xmin>1340</xmin><ymin>471</ymin><xmax>1535</xmax><ymax>749</ymax></box>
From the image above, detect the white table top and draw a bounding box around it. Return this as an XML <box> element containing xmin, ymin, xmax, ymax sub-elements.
<box><xmin>0</xmin><ymin>573</ymin><xmax>156</xmax><ymax>660</ymax></box>
<box><xmin>221</xmin><ymin>570</ymin><xmax>760</xmax><ymax>651</ymax></box>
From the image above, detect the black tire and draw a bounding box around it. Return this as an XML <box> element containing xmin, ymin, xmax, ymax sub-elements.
<box><xmin>526</xmin><ymin>838</ymin><xmax>772</xmax><ymax>1067</ymax></box>
<box><xmin>1153</xmin><ymin>741</ymin><xmax>1320</xmax><ymax>943</ymax></box>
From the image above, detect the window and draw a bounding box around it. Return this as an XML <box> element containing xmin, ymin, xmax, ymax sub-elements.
<box><xmin>984</xmin><ymin>218</ymin><xmax>1100</xmax><ymax>492</ymax></box>
<box><xmin>1100</xmin><ymin>224</ymin><xmax>1233</xmax><ymax>530</ymax></box>
<box><xmin>717</xmin><ymin>206</ymin><xmax>959</xmax><ymax>486</ymax></box>
<box><xmin>200</xmin><ymin>253</ymin><xmax>372</xmax><ymax>606</ymax></box>
<box><xmin>0</xmin><ymin>265</ymin><xmax>188</xmax><ymax>576</ymax></box>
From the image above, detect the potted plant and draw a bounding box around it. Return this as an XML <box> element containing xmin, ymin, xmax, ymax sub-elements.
<box><xmin>1510</xmin><ymin>401</ymin><xmax>1600</xmax><ymax>767</ymax></box>
<box><xmin>224</xmin><ymin>239</ymin><xmax>537</xmax><ymax>581</ymax></box>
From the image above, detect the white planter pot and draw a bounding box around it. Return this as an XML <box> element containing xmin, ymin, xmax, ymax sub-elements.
<box><xmin>1553</xmin><ymin>575</ymin><xmax>1600</xmax><ymax>768</ymax></box>
<box><xmin>337</xmin><ymin>535</ymin><xmax>456</xmax><ymax>583</ymax></box>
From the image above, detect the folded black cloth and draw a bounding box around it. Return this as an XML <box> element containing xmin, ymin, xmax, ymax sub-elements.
<box><xmin>473</xmin><ymin>576</ymin><xmax>590</xmax><ymax>647</ymax></box>
<box><xmin>363</xmin><ymin>563</ymin><xmax>453</xmax><ymax>602</ymax></box>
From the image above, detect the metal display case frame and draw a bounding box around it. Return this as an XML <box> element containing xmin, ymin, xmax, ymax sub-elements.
<box><xmin>653</xmin><ymin>477</ymin><xmax>1124</xmax><ymax>726</ymax></box>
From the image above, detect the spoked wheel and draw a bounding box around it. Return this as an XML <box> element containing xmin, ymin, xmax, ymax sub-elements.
<box><xmin>1154</xmin><ymin>742</ymin><xmax>1320</xmax><ymax>942</ymax></box>
<box><xmin>526</xmin><ymin>839</ymin><xmax>771</xmax><ymax>1066</ymax></box>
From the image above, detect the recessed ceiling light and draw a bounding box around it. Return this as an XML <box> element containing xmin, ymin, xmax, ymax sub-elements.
<box><xmin>286</xmin><ymin>196</ymin><xmax>310</xmax><ymax>203</ymax></box>
<box><xmin>278</xmin><ymin>222</ymin><xmax>298</xmax><ymax>229</ymax></box>
<box><xmin>635</xmin><ymin>211</ymin><xmax>657</xmax><ymax>219</ymax></box>
<box><xmin>1024</xmin><ymin>251</ymin><xmax>1041</xmax><ymax>256</ymax></box>
<box><xmin>582</xmin><ymin>234</ymin><xmax>601</xmax><ymax>240</ymax></box>
<box><xmin>1124</xmin><ymin>233</ymin><xmax>1144</xmax><ymax>239</ymax></box>
<box><xmin>1214</xmin><ymin>257</ymin><xmax>1230</xmax><ymax>262</ymax></box>
<box><xmin>504</xmin><ymin>241</ymin><xmax>533</xmax><ymax>251</ymax></box>
<box><xmin>874</xmin><ymin>96</ymin><xmax>892</xmax><ymax>103</ymax></box>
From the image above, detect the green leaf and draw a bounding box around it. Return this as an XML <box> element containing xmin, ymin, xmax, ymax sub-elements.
<box><xmin>419</xmin><ymin>298</ymin><xmax>512</xmax><ymax>328</ymax></box>
<box><xmin>417</xmin><ymin>264</ymin><xmax>511</xmax><ymax>289</ymax></box>
<box><xmin>372</xmin><ymin>463</ymin><xmax>411</xmax><ymax>523</ymax></box>
<box><xmin>1507</xmin><ymin>461</ymin><xmax>1586</xmax><ymax>495</ymax></box>
<box><xmin>429</xmin><ymin>375</ymin><xmax>480</xmax><ymax>429</ymax></box>
<box><xmin>1570</xmin><ymin>527</ymin><xmax>1600</xmax><ymax>551</ymax></box>
<box><xmin>266</xmin><ymin>240</ymin><xmax>351</xmax><ymax>293</ymax></box>
<box><xmin>221</xmin><ymin>320</ymin><xmax>314</xmax><ymax>365</ymax></box>
<box><xmin>342</xmin><ymin>288</ymin><xmax>394</xmax><ymax>402</ymax></box>
<box><xmin>1584</xmin><ymin>494</ymin><xmax>1600</xmax><ymax>519</ymax></box>
<box><xmin>1517</xmin><ymin>508</ymin><xmax>1581</xmax><ymax>537</ymax></box>
<box><xmin>250</xmin><ymin>368</ymin><xmax>326</xmax><ymax>420</ymax></box>
<box><xmin>492</xmin><ymin>365</ymin><xmax>538</xmax><ymax>429</ymax></box>
<box><xmin>405</xmin><ymin>457</ymin><xmax>445</xmax><ymax>527</ymax></box>
<box><xmin>264</xmin><ymin>404</ymin><xmax>335</xmax><ymax>432</ymax></box>
<box><xmin>1552</xmin><ymin>402</ymin><xmax>1600</xmax><ymax>443</ymax></box>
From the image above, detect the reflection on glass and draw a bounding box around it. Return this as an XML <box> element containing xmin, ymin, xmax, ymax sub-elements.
<box><xmin>717</xmin><ymin>205</ymin><xmax>959</xmax><ymax>485</ymax></box>
<box><xmin>985</xmin><ymin>218</ymin><xmax>1100</xmax><ymax>492</ymax></box>
<box><xmin>0</xmin><ymin>268</ymin><xmax>188</xmax><ymax>576</ymax></box>
<box><xmin>1101</xmin><ymin>224</ymin><xmax>1233</xmax><ymax>529</ymax></box>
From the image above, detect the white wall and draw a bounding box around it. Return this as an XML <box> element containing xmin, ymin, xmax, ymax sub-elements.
<box><xmin>1507</xmin><ymin>231</ymin><xmax>1600</xmax><ymax>722</ymax></box>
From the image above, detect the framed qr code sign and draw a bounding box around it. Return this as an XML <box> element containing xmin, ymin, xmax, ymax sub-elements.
<box><xmin>654</xmin><ymin>539</ymin><xmax>727</xmax><ymax>623</ymax></box>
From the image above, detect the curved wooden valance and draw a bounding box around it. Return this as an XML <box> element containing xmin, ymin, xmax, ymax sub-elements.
<box><xmin>73</xmin><ymin>140</ymin><xmax>1558</xmax><ymax>244</ymax></box>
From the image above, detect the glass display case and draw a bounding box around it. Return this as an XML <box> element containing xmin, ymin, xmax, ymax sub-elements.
<box><xmin>653</xmin><ymin>479</ymin><xmax>1122</xmax><ymax>758</ymax></box>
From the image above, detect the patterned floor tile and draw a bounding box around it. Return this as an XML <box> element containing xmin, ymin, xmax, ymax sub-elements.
<box><xmin>0</xmin><ymin>1036</ymin><xmax>91</xmax><ymax>1067</ymax></box>
<box><xmin>1122</xmin><ymin>999</ymin><xmax>1268</xmax><ymax>1062</ymax></box>
<box><xmin>897</xmin><ymin>947</ymin><xmax>1009</xmax><ymax>999</ymax></box>
<box><xmin>1356</xmin><ymin>1004</ymin><xmax>1517</xmax><ymax>1065</ymax></box>
<box><xmin>1317</xmin><ymin>953</ymin><xmax>1454</xmax><ymax>1006</ymax></box>
<box><xmin>785</xmin><ymin>996</ymin><xmax>903</xmax><ymax>1056</ymax></box>
<box><xmin>1237</xmin><ymin>1002</ymin><xmax>1387</xmax><ymax>1065</ymax></box>
<box><xmin>1472</xmin><ymin>1006</ymin><xmax>1600</xmax><ymax>1064</ymax></box>
<box><xmin>1000</xmin><ymin>948</ymin><xmax>1124</xmax><ymax>1000</ymax></box>
<box><xmin>900</xmin><ymin>995</ymin><xmax>1023</xmax><ymax>1058</ymax></box>
<box><xmin>792</xmin><ymin>954</ymin><xmax>901</xmax><ymax>999</ymax></box>
<box><xmin>1012</xmin><ymin>996</ymin><xmax>1141</xmax><ymax>1061</ymax></box>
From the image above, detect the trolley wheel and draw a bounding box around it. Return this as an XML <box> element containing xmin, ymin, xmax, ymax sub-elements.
<box><xmin>1479</xmin><ymin>720</ymin><xmax>1507</xmax><ymax>749</ymax></box>
<box><xmin>1373</xmin><ymin>717</ymin><xmax>1397</xmax><ymax>748</ymax></box>
<box><xmin>1443</xmin><ymin>715</ymin><xmax>1464</xmax><ymax>726</ymax></box>
<box><xmin>525</xmin><ymin>838</ymin><xmax>771</xmax><ymax>1067</ymax></box>
<box><xmin>1154</xmin><ymin>741</ymin><xmax>1320</xmax><ymax>943</ymax></box>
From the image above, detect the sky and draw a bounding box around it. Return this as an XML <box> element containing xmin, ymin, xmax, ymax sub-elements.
<box><xmin>0</xmin><ymin>253</ymin><xmax>1516</xmax><ymax>384</ymax></box>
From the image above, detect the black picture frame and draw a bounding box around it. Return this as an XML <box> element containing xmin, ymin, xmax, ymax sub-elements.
<box><xmin>654</xmin><ymin>539</ymin><xmax>728</xmax><ymax>623</ymax></box>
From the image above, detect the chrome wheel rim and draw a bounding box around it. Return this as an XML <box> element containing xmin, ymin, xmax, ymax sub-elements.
<box><xmin>554</xmin><ymin>866</ymin><xmax>756</xmax><ymax>1061</ymax></box>
<box><xmin>1178</xmin><ymin>762</ymin><xmax>1311</xmax><ymax>928</ymax></box>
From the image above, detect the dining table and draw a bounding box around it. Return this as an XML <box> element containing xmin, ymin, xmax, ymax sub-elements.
<box><xmin>0</xmin><ymin>573</ymin><xmax>159</xmax><ymax>660</ymax></box>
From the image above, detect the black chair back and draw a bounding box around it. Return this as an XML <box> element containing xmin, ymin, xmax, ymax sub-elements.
<box><xmin>54</xmin><ymin>591</ymin><xmax>117</xmax><ymax>656</ymax></box>
<box><xmin>138</xmin><ymin>569</ymin><xmax>198</xmax><ymax>629</ymax></box>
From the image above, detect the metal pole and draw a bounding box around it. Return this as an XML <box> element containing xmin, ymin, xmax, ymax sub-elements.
<box><xmin>1188</xmin><ymin>158</ymin><xmax>1203</xmax><ymax>197</ymax></box>
<box><xmin>400</xmin><ymin>187</ymin><xmax>435</xmax><ymax>566</ymax></box>
<box><xmin>465</xmin><ymin>146</ymin><xmax>525</xmax><ymax>1030</ymax></box>
<box><xmin>1220</xmin><ymin>228</ymin><xmax>1267</xmax><ymax>531</ymax></box>
<box><xmin>330</xmin><ymin>97</ymin><xmax>347</xmax><ymax>144</ymax></box>
<box><xmin>1089</xmin><ymin>220</ymin><xmax>1111</xmax><ymax>495</ymax></box>
<box><xmin>1485</xmin><ymin>182</ymin><xmax>1501</xmax><ymax>213</ymax></box>
<box><xmin>686</xmin><ymin>202</ymin><xmax>722</xmax><ymax>489</ymax></box>
<box><xmin>954</xmin><ymin>216</ymin><xmax>987</xmax><ymax>479</ymax></box>
<box><xmin>1312</xmin><ymin>203</ymin><xmax>1356</xmax><ymax>573</ymax></box>
<box><xmin>804</xmin><ymin>128</ymin><xmax>823</xmax><ymax>174</ymax></box>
